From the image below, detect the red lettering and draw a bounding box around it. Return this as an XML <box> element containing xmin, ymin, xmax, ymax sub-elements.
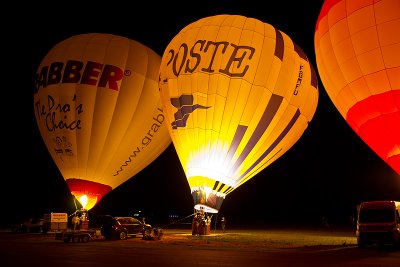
<box><xmin>36</xmin><ymin>66</ymin><xmax>49</xmax><ymax>91</ymax></box>
<box><xmin>81</xmin><ymin>61</ymin><xmax>103</xmax><ymax>86</ymax></box>
<box><xmin>99</xmin><ymin>65</ymin><xmax>124</xmax><ymax>91</ymax></box>
<box><xmin>34</xmin><ymin>60</ymin><xmax>125</xmax><ymax>92</ymax></box>
<box><xmin>48</xmin><ymin>62</ymin><xmax>63</xmax><ymax>85</ymax></box>
<box><xmin>62</xmin><ymin>60</ymin><xmax>83</xmax><ymax>83</ymax></box>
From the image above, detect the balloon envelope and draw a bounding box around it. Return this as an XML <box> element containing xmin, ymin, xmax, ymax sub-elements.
<box><xmin>34</xmin><ymin>33</ymin><xmax>171</xmax><ymax>210</ymax></box>
<box><xmin>159</xmin><ymin>15</ymin><xmax>319</xmax><ymax>213</ymax></box>
<box><xmin>315</xmin><ymin>0</ymin><xmax>400</xmax><ymax>175</ymax></box>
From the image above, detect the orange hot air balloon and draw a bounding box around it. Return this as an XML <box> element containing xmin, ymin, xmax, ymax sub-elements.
<box><xmin>159</xmin><ymin>14</ymin><xmax>319</xmax><ymax>213</ymax></box>
<box><xmin>315</xmin><ymin>0</ymin><xmax>400</xmax><ymax>175</ymax></box>
<box><xmin>34</xmin><ymin>33</ymin><xmax>171</xmax><ymax>210</ymax></box>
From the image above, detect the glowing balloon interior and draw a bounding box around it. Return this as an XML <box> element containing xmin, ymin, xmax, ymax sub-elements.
<box><xmin>34</xmin><ymin>33</ymin><xmax>171</xmax><ymax>210</ymax></box>
<box><xmin>159</xmin><ymin>15</ymin><xmax>319</xmax><ymax>213</ymax></box>
<box><xmin>315</xmin><ymin>0</ymin><xmax>400</xmax><ymax>175</ymax></box>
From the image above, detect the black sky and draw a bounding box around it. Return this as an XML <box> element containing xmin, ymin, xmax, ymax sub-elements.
<box><xmin>5</xmin><ymin>0</ymin><xmax>400</xmax><ymax>227</ymax></box>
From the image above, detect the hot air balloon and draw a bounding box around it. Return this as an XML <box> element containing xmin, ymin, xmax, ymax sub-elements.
<box><xmin>314</xmin><ymin>0</ymin><xmax>400</xmax><ymax>175</ymax></box>
<box><xmin>33</xmin><ymin>33</ymin><xmax>171</xmax><ymax>211</ymax></box>
<box><xmin>159</xmin><ymin>14</ymin><xmax>319</xmax><ymax>213</ymax></box>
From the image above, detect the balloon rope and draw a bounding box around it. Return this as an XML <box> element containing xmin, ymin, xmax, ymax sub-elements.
<box><xmin>160</xmin><ymin>212</ymin><xmax>197</xmax><ymax>229</ymax></box>
<box><xmin>72</xmin><ymin>194</ymin><xmax>78</xmax><ymax>211</ymax></box>
<box><xmin>67</xmin><ymin>196</ymin><xmax>79</xmax><ymax>218</ymax></box>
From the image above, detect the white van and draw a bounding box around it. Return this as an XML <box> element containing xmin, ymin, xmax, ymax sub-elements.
<box><xmin>356</xmin><ymin>200</ymin><xmax>400</xmax><ymax>248</ymax></box>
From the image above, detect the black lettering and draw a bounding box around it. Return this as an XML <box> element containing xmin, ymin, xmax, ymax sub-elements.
<box><xmin>114</xmin><ymin>108</ymin><xmax>166</xmax><ymax>175</ymax></box>
<box><xmin>186</xmin><ymin>40</ymin><xmax>206</xmax><ymax>73</ymax></box>
<box><xmin>294</xmin><ymin>65</ymin><xmax>304</xmax><ymax>95</ymax></box>
<box><xmin>142</xmin><ymin>136</ymin><xmax>151</xmax><ymax>145</ymax></box>
<box><xmin>130</xmin><ymin>147</ymin><xmax>141</xmax><ymax>157</ymax></box>
<box><xmin>201</xmin><ymin>41</ymin><xmax>229</xmax><ymax>73</ymax></box>
<box><xmin>151</xmin><ymin>123</ymin><xmax>160</xmax><ymax>132</ymax></box>
<box><xmin>166</xmin><ymin>40</ymin><xmax>255</xmax><ymax>79</ymax></box>
<box><xmin>172</xmin><ymin>43</ymin><xmax>189</xmax><ymax>76</ymax></box>
<box><xmin>36</xmin><ymin>94</ymin><xmax>84</xmax><ymax>133</ymax></box>
<box><xmin>219</xmin><ymin>44</ymin><xmax>254</xmax><ymax>77</ymax></box>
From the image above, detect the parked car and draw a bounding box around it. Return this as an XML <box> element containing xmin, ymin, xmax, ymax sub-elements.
<box><xmin>12</xmin><ymin>218</ymin><xmax>44</xmax><ymax>233</ymax></box>
<box><xmin>100</xmin><ymin>216</ymin><xmax>152</xmax><ymax>240</ymax></box>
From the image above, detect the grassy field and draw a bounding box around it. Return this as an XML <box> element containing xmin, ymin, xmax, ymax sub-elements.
<box><xmin>148</xmin><ymin>227</ymin><xmax>357</xmax><ymax>249</ymax></box>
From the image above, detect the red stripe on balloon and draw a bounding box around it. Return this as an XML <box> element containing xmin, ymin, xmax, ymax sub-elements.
<box><xmin>66</xmin><ymin>178</ymin><xmax>112</xmax><ymax>199</ymax></box>
<box><xmin>347</xmin><ymin>90</ymin><xmax>400</xmax><ymax>174</ymax></box>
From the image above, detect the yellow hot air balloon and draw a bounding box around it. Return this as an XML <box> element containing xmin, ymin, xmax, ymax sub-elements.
<box><xmin>159</xmin><ymin>15</ymin><xmax>319</xmax><ymax>213</ymax></box>
<box><xmin>314</xmin><ymin>0</ymin><xmax>400</xmax><ymax>175</ymax></box>
<box><xmin>34</xmin><ymin>33</ymin><xmax>171</xmax><ymax>210</ymax></box>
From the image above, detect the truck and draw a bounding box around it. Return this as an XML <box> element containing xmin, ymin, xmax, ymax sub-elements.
<box><xmin>356</xmin><ymin>200</ymin><xmax>400</xmax><ymax>248</ymax></box>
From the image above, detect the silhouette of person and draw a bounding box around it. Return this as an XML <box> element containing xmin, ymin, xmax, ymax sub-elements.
<box><xmin>221</xmin><ymin>217</ymin><xmax>226</xmax><ymax>233</ymax></box>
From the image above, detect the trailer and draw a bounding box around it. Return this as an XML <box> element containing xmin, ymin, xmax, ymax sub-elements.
<box><xmin>55</xmin><ymin>229</ymin><xmax>101</xmax><ymax>243</ymax></box>
<box><xmin>54</xmin><ymin>216</ymin><xmax>102</xmax><ymax>243</ymax></box>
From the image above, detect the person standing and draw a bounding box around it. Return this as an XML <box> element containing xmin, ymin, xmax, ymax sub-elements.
<box><xmin>72</xmin><ymin>214</ymin><xmax>80</xmax><ymax>231</ymax></box>
<box><xmin>221</xmin><ymin>217</ymin><xmax>226</xmax><ymax>233</ymax></box>
<box><xmin>192</xmin><ymin>213</ymin><xmax>200</xmax><ymax>236</ymax></box>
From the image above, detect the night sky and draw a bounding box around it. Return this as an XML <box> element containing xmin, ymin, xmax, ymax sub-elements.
<box><xmin>5</xmin><ymin>0</ymin><xmax>400</xmax><ymax>227</ymax></box>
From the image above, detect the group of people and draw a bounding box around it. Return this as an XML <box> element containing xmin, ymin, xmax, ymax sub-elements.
<box><xmin>192</xmin><ymin>210</ymin><xmax>212</xmax><ymax>236</ymax></box>
<box><xmin>191</xmin><ymin>211</ymin><xmax>227</xmax><ymax>235</ymax></box>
